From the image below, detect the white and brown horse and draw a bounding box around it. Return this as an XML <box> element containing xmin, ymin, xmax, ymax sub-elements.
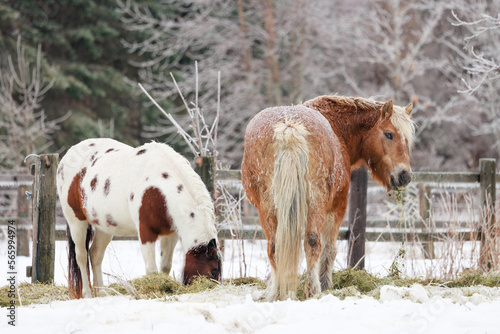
<box><xmin>57</xmin><ymin>138</ymin><xmax>222</xmax><ymax>298</ymax></box>
<box><xmin>242</xmin><ymin>95</ymin><xmax>414</xmax><ymax>301</ymax></box>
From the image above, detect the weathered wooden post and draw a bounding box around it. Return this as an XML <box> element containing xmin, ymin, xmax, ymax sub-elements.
<box><xmin>194</xmin><ymin>156</ymin><xmax>222</xmax><ymax>248</ymax></box>
<box><xmin>419</xmin><ymin>184</ymin><xmax>434</xmax><ymax>259</ymax></box>
<box><xmin>28</xmin><ymin>154</ymin><xmax>58</xmax><ymax>283</ymax></box>
<box><xmin>347</xmin><ymin>165</ymin><xmax>368</xmax><ymax>269</ymax></box>
<box><xmin>479</xmin><ymin>158</ymin><xmax>496</xmax><ymax>270</ymax></box>
<box><xmin>16</xmin><ymin>180</ymin><xmax>31</xmax><ymax>257</ymax></box>
<box><xmin>194</xmin><ymin>156</ymin><xmax>216</xmax><ymax>199</ymax></box>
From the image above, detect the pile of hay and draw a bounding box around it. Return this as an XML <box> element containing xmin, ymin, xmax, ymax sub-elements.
<box><xmin>0</xmin><ymin>282</ymin><xmax>69</xmax><ymax>307</ymax></box>
<box><xmin>1</xmin><ymin>269</ymin><xmax>498</xmax><ymax>305</ymax></box>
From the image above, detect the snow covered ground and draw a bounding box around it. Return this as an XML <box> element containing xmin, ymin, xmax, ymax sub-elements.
<box><xmin>2</xmin><ymin>238</ymin><xmax>500</xmax><ymax>333</ymax></box>
<box><xmin>3</xmin><ymin>283</ymin><xmax>500</xmax><ymax>333</ymax></box>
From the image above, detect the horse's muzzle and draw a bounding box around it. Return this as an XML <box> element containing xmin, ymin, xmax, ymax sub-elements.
<box><xmin>390</xmin><ymin>167</ymin><xmax>412</xmax><ymax>190</ymax></box>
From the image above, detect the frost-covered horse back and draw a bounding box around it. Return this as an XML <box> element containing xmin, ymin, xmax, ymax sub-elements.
<box><xmin>58</xmin><ymin>138</ymin><xmax>221</xmax><ymax>298</ymax></box>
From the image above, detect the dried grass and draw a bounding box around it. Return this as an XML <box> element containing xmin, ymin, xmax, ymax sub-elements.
<box><xmin>0</xmin><ymin>282</ymin><xmax>69</xmax><ymax>307</ymax></box>
<box><xmin>1</xmin><ymin>269</ymin><xmax>499</xmax><ymax>306</ymax></box>
<box><xmin>107</xmin><ymin>273</ymin><xmax>218</xmax><ymax>299</ymax></box>
<box><xmin>383</xmin><ymin>184</ymin><xmax>499</xmax><ymax>280</ymax></box>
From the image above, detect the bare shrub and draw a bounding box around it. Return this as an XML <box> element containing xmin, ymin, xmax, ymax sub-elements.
<box><xmin>386</xmin><ymin>185</ymin><xmax>499</xmax><ymax>279</ymax></box>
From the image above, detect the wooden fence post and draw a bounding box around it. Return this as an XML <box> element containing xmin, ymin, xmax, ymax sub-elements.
<box><xmin>16</xmin><ymin>181</ymin><xmax>30</xmax><ymax>257</ymax></box>
<box><xmin>195</xmin><ymin>156</ymin><xmax>222</xmax><ymax>249</ymax></box>
<box><xmin>29</xmin><ymin>154</ymin><xmax>58</xmax><ymax>283</ymax></box>
<box><xmin>195</xmin><ymin>156</ymin><xmax>216</xmax><ymax>200</ymax></box>
<box><xmin>419</xmin><ymin>184</ymin><xmax>434</xmax><ymax>259</ymax></box>
<box><xmin>479</xmin><ymin>158</ymin><xmax>496</xmax><ymax>270</ymax></box>
<box><xmin>348</xmin><ymin>165</ymin><xmax>368</xmax><ymax>269</ymax></box>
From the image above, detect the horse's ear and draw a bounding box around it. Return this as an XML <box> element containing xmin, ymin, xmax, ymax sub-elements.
<box><xmin>405</xmin><ymin>103</ymin><xmax>413</xmax><ymax>116</ymax></box>
<box><xmin>207</xmin><ymin>238</ymin><xmax>217</xmax><ymax>257</ymax></box>
<box><xmin>381</xmin><ymin>99</ymin><xmax>393</xmax><ymax>120</ymax></box>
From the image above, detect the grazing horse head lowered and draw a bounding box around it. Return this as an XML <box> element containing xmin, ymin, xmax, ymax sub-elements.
<box><xmin>58</xmin><ymin>138</ymin><xmax>222</xmax><ymax>298</ymax></box>
<box><xmin>242</xmin><ymin>95</ymin><xmax>414</xmax><ymax>301</ymax></box>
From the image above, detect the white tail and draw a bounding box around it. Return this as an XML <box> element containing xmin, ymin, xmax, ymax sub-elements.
<box><xmin>271</xmin><ymin>120</ymin><xmax>310</xmax><ymax>300</ymax></box>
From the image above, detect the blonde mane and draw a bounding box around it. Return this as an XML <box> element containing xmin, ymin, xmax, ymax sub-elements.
<box><xmin>391</xmin><ymin>105</ymin><xmax>415</xmax><ymax>148</ymax></box>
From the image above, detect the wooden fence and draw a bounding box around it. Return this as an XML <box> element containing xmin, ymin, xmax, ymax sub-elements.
<box><xmin>0</xmin><ymin>155</ymin><xmax>497</xmax><ymax>283</ymax></box>
<box><xmin>216</xmin><ymin>158</ymin><xmax>498</xmax><ymax>271</ymax></box>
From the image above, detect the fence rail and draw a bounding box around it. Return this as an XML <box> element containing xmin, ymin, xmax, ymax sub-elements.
<box><xmin>217</xmin><ymin>170</ymin><xmax>500</xmax><ymax>185</ymax></box>
<box><xmin>0</xmin><ymin>157</ymin><xmax>497</xmax><ymax>282</ymax></box>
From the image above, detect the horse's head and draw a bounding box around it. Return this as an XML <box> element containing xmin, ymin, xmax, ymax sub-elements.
<box><xmin>362</xmin><ymin>100</ymin><xmax>415</xmax><ymax>191</ymax></box>
<box><xmin>183</xmin><ymin>238</ymin><xmax>222</xmax><ymax>284</ymax></box>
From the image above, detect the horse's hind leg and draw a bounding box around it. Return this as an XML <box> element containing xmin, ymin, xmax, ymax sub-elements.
<box><xmin>258</xmin><ymin>207</ymin><xmax>280</xmax><ymax>301</ymax></box>
<box><xmin>141</xmin><ymin>242</ymin><xmax>158</xmax><ymax>275</ymax></box>
<box><xmin>159</xmin><ymin>233</ymin><xmax>178</xmax><ymax>275</ymax></box>
<box><xmin>319</xmin><ymin>212</ymin><xmax>342</xmax><ymax>291</ymax></box>
<box><xmin>304</xmin><ymin>211</ymin><xmax>325</xmax><ymax>299</ymax></box>
<box><xmin>89</xmin><ymin>229</ymin><xmax>113</xmax><ymax>296</ymax></box>
<box><xmin>266</xmin><ymin>240</ymin><xmax>279</xmax><ymax>301</ymax></box>
<box><xmin>69</xmin><ymin>222</ymin><xmax>93</xmax><ymax>298</ymax></box>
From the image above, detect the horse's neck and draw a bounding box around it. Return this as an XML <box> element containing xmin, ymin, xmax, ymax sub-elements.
<box><xmin>317</xmin><ymin>107</ymin><xmax>380</xmax><ymax>165</ymax></box>
<box><xmin>175</xmin><ymin>210</ymin><xmax>216</xmax><ymax>253</ymax></box>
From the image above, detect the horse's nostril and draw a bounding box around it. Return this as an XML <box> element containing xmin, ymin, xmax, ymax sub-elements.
<box><xmin>399</xmin><ymin>170</ymin><xmax>411</xmax><ymax>186</ymax></box>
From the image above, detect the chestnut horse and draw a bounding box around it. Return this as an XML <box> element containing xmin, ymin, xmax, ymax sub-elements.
<box><xmin>241</xmin><ymin>95</ymin><xmax>414</xmax><ymax>301</ymax></box>
<box><xmin>57</xmin><ymin>138</ymin><xmax>222</xmax><ymax>298</ymax></box>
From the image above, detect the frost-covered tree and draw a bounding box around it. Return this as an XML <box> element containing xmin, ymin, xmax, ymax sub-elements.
<box><xmin>0</xmin><ymin>38</ymin><xmax>67</xmax><ymax>170</ymax></box>
<box><xmin>344</xmin><ymin>0</ymin><xmax>475</xmax><ymax>169</ymax></box>
<box><xmin>117</xmin><ymin>0</ymin><xmax>356</xmax><ymax>166</ymax></box>
<box><xmin>452</xmin><ymin>1</ymin><xmax>500</xmax><ymax>159</ymax></box>
<box><xmin>117</xmin><ymin>0</ymin><xmax>495</xmax><ymax>171</ymax></box>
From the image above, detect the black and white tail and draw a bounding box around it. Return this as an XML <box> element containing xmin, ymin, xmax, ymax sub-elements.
<box><xmin>67</xmin><ymin>225</ymin><xmax>92</xmax><ymax>299</ymax></box>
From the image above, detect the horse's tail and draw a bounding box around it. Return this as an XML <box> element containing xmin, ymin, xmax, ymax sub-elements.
<box><xmin>272</xmin><ymin>120</ymin><xmax>310</xmax><ymax>299</ymax></box>
<box><xmin>67</xmin><ymin>224</ymin><xmax>92</xmax><ymax>299</ymax></box>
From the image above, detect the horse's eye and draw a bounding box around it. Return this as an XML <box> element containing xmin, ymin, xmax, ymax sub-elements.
<box><xmin>384</xmin><ymin>133</ymin><xmax>393</xmax><ymax>140</ymax></box>
<box><xmin>211</xmin><ymin>269</ymin><xmax>218</xmax><ymax>278</ymax></box>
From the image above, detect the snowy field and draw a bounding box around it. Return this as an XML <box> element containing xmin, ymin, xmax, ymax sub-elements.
<box><xmin>1</xmin><ymin>238</ymin><xmax>500</xmax><ymax>333</ymax></box>
<box><xmin>3</xmin><ymin>284</ymin><xmax>500</xmax><ymax>333</ymax></box>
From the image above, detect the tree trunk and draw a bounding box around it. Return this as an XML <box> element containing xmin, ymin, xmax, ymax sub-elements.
<box><xmin>262</xmin><ymin>0</ymin><xmax>281</xmax><ymax>105</ymax></box>
<box><xmin>237</xmin><ymin>0</ymin><xmax>252</xmax><ymax>73</ymax></box>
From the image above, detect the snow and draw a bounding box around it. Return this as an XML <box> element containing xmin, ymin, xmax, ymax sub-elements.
<box><xmin>2</xmin><ymin>284</ymin><xmax>500</xmax><ymax>333</ymax></box>
<box><xmin>2</xmin><ymin>237</ymin><xmax>500</xmax><ymax>333</ymax></box>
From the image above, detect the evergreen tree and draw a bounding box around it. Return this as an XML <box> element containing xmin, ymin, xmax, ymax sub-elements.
<box><xmin>0</xmin><ymin>0</ymin><xmax>167</xmax><ymax>154</ymax></box>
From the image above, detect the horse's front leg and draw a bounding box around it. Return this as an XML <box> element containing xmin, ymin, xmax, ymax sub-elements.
<box><xmin>304</xmin><ymin>210</ymin><xmax>325</xmax><ymax>299</ymax></box>
<box><xmin>140</xmin><ymin>241</ymin><xmax>158</xmax><ymax>275</ymax></box>
<box><xmin>159</xmin><ymin>233</ymin><xmax>178</xmax><ymax>275</ymax></box>
<box><xmin>89</xmin><ymin>229</ymin><xmax>113</xmax><ymax>296</ymax></box>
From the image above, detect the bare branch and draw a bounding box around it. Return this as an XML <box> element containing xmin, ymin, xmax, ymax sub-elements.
<box><xmin>138</xmin><ymin>83</ymin><xmax>198</xmax><ymax>156</ymax></box>
<box><xmin>139</xmin><ymin>63</ymin><xmax>221</xmax><ymax>158</ymax></box>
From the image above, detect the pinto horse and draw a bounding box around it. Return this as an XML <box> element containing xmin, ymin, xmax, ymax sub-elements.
<box><xmin>241</xmin><ymin>95</ymin><xmax>414</xmax><ymax>301</ymax></box>
<box><xmin>57</xmin><ymin>138</ymin><xmax>222</xmax><ymax>298</ymax></box>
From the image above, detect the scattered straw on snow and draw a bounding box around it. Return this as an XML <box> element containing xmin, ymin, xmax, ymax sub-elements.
<box><xmin>1</xmin><ymin>269</ymin><xmax>499</xmax><ymax>307</ymax></box>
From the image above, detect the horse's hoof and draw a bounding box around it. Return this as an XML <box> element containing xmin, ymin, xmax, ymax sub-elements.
<box><xmin>95</xmin><ymin>289</ymin><xmax>107</xmax><ymax>297</ymax></box>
